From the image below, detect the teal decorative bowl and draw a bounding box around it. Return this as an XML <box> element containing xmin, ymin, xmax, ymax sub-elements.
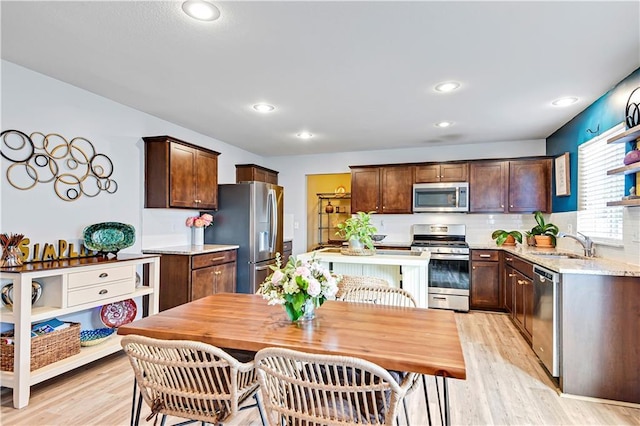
<box><xmin>83</xmin><ymin>222</ymin><xmax>135</xmax><ymax>255</ymax></box>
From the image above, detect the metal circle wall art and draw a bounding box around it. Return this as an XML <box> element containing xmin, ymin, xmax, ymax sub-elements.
<box><xmin>1</xmin><ymin>130</ymin><xmax>118</xmax><ymax>202</ymax></box>
<box><xmin>626</xmin><ymin>87</ymin><xmax>640</xmax><ymax>129</ymax></box>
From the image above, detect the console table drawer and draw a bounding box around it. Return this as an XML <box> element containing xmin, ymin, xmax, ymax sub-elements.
<box><xmin>68</xmin><ymin>265</ymin><xmax>134</xmax><ymax>289</ymax></box>
<box><xmin>67</xmin><ymin>279</ymin><xmax>134</xmax><ymax>307</ymax></box>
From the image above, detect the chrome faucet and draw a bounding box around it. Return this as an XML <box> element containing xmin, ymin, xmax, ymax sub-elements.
<box><xmin>558</xmin><ymin>232</ymin><xmax>595</xmax><ymax>257</ymax></box>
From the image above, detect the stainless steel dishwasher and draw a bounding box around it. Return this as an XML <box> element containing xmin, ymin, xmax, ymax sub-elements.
<box><xmin>532</xmin><ymin>265</ymin><xmax>560</xmax><ymax>377</ymax></box>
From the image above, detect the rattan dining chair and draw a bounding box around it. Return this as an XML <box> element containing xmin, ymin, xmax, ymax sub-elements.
<box><xmin>340</xmin><ymin>284</ymin><xmax>434</xmax><ymax>426</ymax></box>
<box><xmin>255</xmin><ymin>347</ymin><xmax>417</xmax><ymax>426</ymax></box>
<box><xmin>335</xmin><ymin>275</ymin><xmax>390</xmax><ymax>300</ymax></box>
<box><xmin>121</xmin><ymin>335</ymin><xmax>266</xmax><ymax>426</ymax></box>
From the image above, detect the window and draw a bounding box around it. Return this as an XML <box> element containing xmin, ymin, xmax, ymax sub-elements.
<box><xmin>577</xmin><ymin>123</ymin><xmax>626</xmax><ymax>245</ymax></box>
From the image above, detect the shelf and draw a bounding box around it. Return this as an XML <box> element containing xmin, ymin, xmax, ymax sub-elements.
<box><xmin>607</xmin><ymin>198</ymin><xmax>640</xmax><ymax>207</ymax></box>
<box><xmin>316</xmin><ymin>192</ymin><xmax>351</xmax><ymax>199</ymax></box>
<box><xmin>607</xmin><ymin>161</ymin><xmax>640</xmax><ymax>176</ymax></box>
<box><xmin>607</xmin><ymin>125</ymin><xmax>640</xmax><ymax>144</ymax></box>
<box><xmin>0</xmin><ymin>286</ymin><xmax>154</xmax><ymax>324</ymax></box>
<box><xmin>0</xmin><ymin>334</ymin><xmax>123</xmax><ymax>388</ymax></box>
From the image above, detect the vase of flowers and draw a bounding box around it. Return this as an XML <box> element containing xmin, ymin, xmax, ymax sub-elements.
<box><xmin>185</xmin><ymin>213</ymin><xmax>213</xmax><ymax>247</ymax></box>
<box><xmin>258</xmin><ymin>253</ymin><xmax>341</xmax><ymax>322</ymax></box>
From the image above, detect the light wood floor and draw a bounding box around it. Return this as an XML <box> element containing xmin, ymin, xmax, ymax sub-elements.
<box><xmin>2</xmin><ymin>311</ymin><xmax>639</xmax><ymax>425</ymax></box>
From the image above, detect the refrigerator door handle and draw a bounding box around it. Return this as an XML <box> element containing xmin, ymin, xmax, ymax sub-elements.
<box><xmin>268</xmin><ymin>188</ymin><xmax>278</xmax><ymax>252</ymax></box>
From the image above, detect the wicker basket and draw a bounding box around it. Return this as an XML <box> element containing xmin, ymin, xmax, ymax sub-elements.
<box><xmin>340</xmin><ymin>248</ymin><xmax>375</xmax><ymax>256</ymax></box>
<box><xmin>1</xmin><ymin>322</ymin><xmax>81</xmax><ymax>372</ymax></box>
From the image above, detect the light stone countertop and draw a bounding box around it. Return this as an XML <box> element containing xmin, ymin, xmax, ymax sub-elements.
<box><xmin>470</xmin><ymin>244</ymin><xmax>640</xmax><ymax>277</ymax></box>
<box><xmin>299</xmin><ymin>247</ymin><xmax>430</xmax><ymax>266</ymax></box>
<box><xmin>142</xmin><ymin>244</ymin><xmax>240</xmax><ymax>255</ymax></box>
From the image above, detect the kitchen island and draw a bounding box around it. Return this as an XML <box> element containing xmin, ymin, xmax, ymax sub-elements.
<box><xmin>298</xmin><ymin>248</ymin><xmax>430</xmax><ymax>307</ymax></box>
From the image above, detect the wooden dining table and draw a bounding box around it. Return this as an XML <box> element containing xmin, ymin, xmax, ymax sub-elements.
<box><xmin>118</xmin><ymin>293</ymin><xmax>466</xmax><ymax>423</ymax></box>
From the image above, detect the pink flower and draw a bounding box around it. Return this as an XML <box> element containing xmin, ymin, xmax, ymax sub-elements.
<box><xmin>186</xmin><ymin>214</ymin><xmax>214</xmax><ymax>228</ymax></box>
<box><xmin>271</xmin><ymin>270</ymin><xmax>284</xmax><ymax>284</ymax></box>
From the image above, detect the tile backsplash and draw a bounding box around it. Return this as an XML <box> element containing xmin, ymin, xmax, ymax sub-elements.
<box><xmin>370</xmin><ymin>209</ymin><xmax>639</xmax><ymax>266</ymax></box>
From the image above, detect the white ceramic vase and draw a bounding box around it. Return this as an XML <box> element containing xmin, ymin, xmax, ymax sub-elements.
<box><xmin>192</xmin><ymin>227</ymin><xmax>205</xmax><ymax>246</ymax></box>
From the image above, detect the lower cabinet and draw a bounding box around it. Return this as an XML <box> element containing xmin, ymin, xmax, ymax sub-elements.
<box><xmin>470</xmin><ymin>250</ymin><xmax>501</xmax><ymax>310</ymax></box>
<box><xmin>282</xmin><ymin>240</ymin><xmax>293</xmax><ymax>265</ymax></box>
<box><xmin>159</xmin><ymin>249</ymin><xmax>237</xmax><ymax>311</ymax></box>
<box><xmin>504</xmin><ymin>254</ymin><xmax>534</xmax><ymax>343</ymax></box>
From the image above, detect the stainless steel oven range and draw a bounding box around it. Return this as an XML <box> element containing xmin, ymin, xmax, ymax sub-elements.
<box><xmin>411</xmin><ymin>224</ymin><xmax>469</xmax><ymax>312</ymax></box>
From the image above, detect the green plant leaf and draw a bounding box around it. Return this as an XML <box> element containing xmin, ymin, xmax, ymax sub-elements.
<box><xmin>491</xmin><ymin>230</ymin><xmax>507</xmax><ymax>240</ymax></box>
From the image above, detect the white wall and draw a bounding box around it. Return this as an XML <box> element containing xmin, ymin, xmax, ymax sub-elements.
<box><xmin>1</xmin><ymin>61</ymin><xmax>264</xmax><ymax>253</ymax></box>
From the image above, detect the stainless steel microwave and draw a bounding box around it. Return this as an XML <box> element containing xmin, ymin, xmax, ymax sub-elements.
<box><xmin>413</xmin><ymin>182</ymin><xmax>469</xmax><ymax>213</ymax></box>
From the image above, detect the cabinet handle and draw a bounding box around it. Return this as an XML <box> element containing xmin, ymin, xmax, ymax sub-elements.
<box><xmin>479</xmin><ymin>254</ymin><xmax>491</xmax><ymax>258</ymax></box>
<box><xmin>510</xmin><ymin>205</ymin><xmax>513</xmax><ymax>208</ymax></box>
<box><xmin>433</xmin><ymin>296</ymin><xmax>447</xmax><ymax>300</ymax></box>
<box><xmin>508</xmin><ymin>273</ymin><xmax>515</xmax><ymax>277</ymax></box>
<box><xmin>209</xmin><ymin>257</ymin><xmax>225</xmax><ymax>262</ymax></box>
<box><xmin>214</xmin><ymin>271</ymin><xmax>221</xmax><ymax>275</ymax></box>
<box><xmin>99</xmin><ymin>273</ymin><xmax>108</xmax><ymax>278</ymax></box>
<box><xmin>501</xmin><ymin>204</ymin><xmax>504</xmax><ymax>208</ymax></box>
<box><xmin>505</xmin><ymin>257</ymin><xmax>513</xmax><ymax>261</ymax></box>
<box><xmin>517</xmin><ymin>280</ymin><xmax>525</xmax><ymax>285</ymax></box>
<box><xmin>99</xmin><ymin>289</ymin><xmax>108</xmax><ymax>295</ymax></box>
<box><xmin>472</xmin><ymin>266</ymin><xmax>476</xmax><ymax>270</ymax></box>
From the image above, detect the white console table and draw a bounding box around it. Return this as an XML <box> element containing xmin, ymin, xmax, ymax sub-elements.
<box><xmin>0</xmin><ymin>253</ymin><xmax>160</xmax><ymax>408</ymax></box>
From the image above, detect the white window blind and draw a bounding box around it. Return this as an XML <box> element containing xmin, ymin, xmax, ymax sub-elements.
<box><xmin>577</xmin><ymin>123</ymin><xmax>625</xmax><ymax>244</ymax></box>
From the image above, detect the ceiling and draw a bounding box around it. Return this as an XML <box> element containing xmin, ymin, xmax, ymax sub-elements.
<box><xmin>2</xmin><ymin>1</ymin><xmax>639</xmax><ymax>157</ymax></box>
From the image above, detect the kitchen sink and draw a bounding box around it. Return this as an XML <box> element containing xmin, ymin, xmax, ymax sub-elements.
<box><xmin>529</xmin><ymin>252</ymin><xmax>584</xmax><ymax>260</ymax></box>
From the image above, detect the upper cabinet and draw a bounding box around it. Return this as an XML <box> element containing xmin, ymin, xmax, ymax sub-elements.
<box><xmin>236</xmin><ymin>164</ymin><xmax>279</xmax><ymax>184</ymax></box>
<box><xmin>143</xmin><ymin>136</ymin><xmax>220</xmax><ymax>210</ymax></box>
<box><xmin>414</xmin><ymin>162</ymin><xmax>468</xmax><ymax>183</ymax></box>
<box><xmin>350</xmin><ymin>165</ymin><xmax>413</xmax><ymax>214</ymax></box>
<box><xmin>469</xmin><ymin>158</ymin><xmax>551</xmax><ymax>213</ymax></box>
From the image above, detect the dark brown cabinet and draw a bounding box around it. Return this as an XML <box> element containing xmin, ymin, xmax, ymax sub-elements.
<box><xmin>469</xmin><ymin>158</ymin><xmax>551</xmax><ymax>213</ymax></box>
<box><xmin>157</xmin><ymin>249</ymin><xmax>237</xmax><ymax>311</ymax></box>
<box><xmin>415</xmin><ymin>162</ymin><xmax>468</xmax><ymax>183</ymax></box>
<box><xmin>504</xmin><ymin>254</ymin><xmax>534</xmax><ymax>343</ymax></box>
<box><xmin>282</xmin><ymin>240</ymin><xmax>293</xmax><ymax>265</ymax></box>
<box><xmin>470</xmin><ymin>250</ymin><xmax>501</xmax><ymax>310</ymax></box>
<box><xmin>235</xmin><ymin>164</ymin><xmax>278</xmax><ymax>184</ymax></box>
<box><xmin>350</xmin><ymin>165</ymin><xmax>413</xmax><ymax>214</ymax></box>
<box><xmin>143</xmin><ymin>136</ymin><xmax>220</xmax><ymax>210</ymax></box>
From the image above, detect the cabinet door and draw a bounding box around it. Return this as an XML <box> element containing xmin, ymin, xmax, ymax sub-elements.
<box><xmin>170</xmin><ymin>143</ymin><xmax>197</xmax><ymax>208</ymax></box>
<box><xmin>440</xmin><ymin>163</ymin><xmax>469</xmax><ymax>182</ymax></box>
<box><xmin>514</xmin><ymin>270</ymin><xmax>526</xmax><ymax>329</ymax></box>
<box><xmin>195</xmin><ymin>149</ymin><xmax>219</xmax><ymax>210</ymax></box>
<box><xmin>380</xmin><ymin>166</ymin><xmax>413</xmax><ymax>214</ymax></box>
<box><xmin>504</xmin><ymin>265</ymin><xmax>515</xmax><ymax>314</ymax></box>
<box><xmin>523</xmin><ymin>276</ymin><xmax>534</xmax><ymax>339</ymax></box>
<box><xmin>469</xmin><ymin>161</ymin><xmax>508</xmax><ymax>212</ymax></box>
<box><xmin>351</xmin><ymin>167</ymin><xmax>380</xmax><ymax>213</ymax></box>
<box><xmin>214</xmin><ymin>262</ymin><xmax>237</xmax><ymax>293</ymax></box>
<box><xmin>470</xmin><ymin>261</ymin><xmax>501</xmax><ymax>309</ymax></box>
<box><xmin>414</xmin><ymin>165</ymin><xmax>440</xmax><ymax>183</ymax></box>
<box><xmin>508</xmin><ymin>159</ymin><xmax>551</xmax><ymax>213</ymax></box>
<box><xmin>191</xmin><ymin>266</ymin><xmax>216</xmax><ymax>300</ymax></box>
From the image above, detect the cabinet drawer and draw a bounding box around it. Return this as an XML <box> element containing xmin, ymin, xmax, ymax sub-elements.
<box><xmin>192</xmin><ymin>250</ymin><xmax>237</xmax><ymax>269</ymax></box>
<box><xmin>472</xmin><ymin>250</ymin><xmax>499</xmax><ymax>261</ymax></box>
<box><xmin>67</xmin><ymin>279</ymin><xmax>134</xmax><ymax>307</ymax></box>
<box><xmin>68</xmin><ymin>265</ymin><xmax>135</xmax><ymax>289</ymax></box>
<box><xmin>283</xmin><ymin>240</ymin><xmax>293</xmax><ymax>252</ymax></box>
<box><xmin>512</xmin><ymin>256</ymin><xmax>533</xmax><ymax>279</ymax></box>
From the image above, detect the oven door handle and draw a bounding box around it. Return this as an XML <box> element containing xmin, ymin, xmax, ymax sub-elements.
<box><xmin>428</xmin><ymin>254</ymin><xmax>470</xmax><ymax>260</ymax></box>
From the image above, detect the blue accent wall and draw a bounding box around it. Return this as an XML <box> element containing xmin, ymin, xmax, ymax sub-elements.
<box><xmin>547</xmin><ymin>68</ymin><xmax>640</xmax><ymax>212</ymax></box>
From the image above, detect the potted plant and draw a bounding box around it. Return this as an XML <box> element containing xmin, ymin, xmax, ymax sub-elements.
<box><xmin>491</xmin><ymin>230</ymin><xmax>523</xmax><ymax>246</ymax></box>
<box><xmin>529</xmin><ymin>211</ymin><xmax>559</xmax><ymax>247</ymax></box>
<box><xmin>335</xmin><ymin>211</ymin><xmax>377</xmax><ymax>250</ymax></box>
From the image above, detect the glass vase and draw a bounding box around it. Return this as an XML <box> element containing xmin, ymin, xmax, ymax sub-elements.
<box><xmin>0</xmin><ymin>245</ymin><xmax>23</xmax><ymax>268</ymax></box>
<box><xmin>284</xmin><ymin>298</ymin><xmax>317</xmax><ymax>322</ymax></box>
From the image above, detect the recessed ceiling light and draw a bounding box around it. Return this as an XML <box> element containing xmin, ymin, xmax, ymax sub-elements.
<box><xmin>297</xmin><ymin>132</ymin><xmax>313</xmax><ymax>140</ymax></box>
<box><xmin>253</xmin><ymin>104</ymin><xmax>275</xmax><ymax>113</ymax></box>
<box><xmin>434</xmin><ymin>81</ymin><xmax>461</xmax><ymax>93</ymax></box>
<box><xmin>435</xmin><ymin>121</ymin><xmax>453</xmax><ymax>128</ymax></box>
<box><xmin>182</xmin><ymin>1</ymin><xmax>220</xmax><ymax>21</ymax></box>
<box><xmin>551</xmin><ymin>97</ymin><xmax>578</xmax><ymax>107</ymax></box>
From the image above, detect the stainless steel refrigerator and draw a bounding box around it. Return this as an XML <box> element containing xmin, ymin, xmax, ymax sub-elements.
<box><xmin>204</xmin><ymin>182</ymin><xmax>283</xmax><ymax>294</ymax></box>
